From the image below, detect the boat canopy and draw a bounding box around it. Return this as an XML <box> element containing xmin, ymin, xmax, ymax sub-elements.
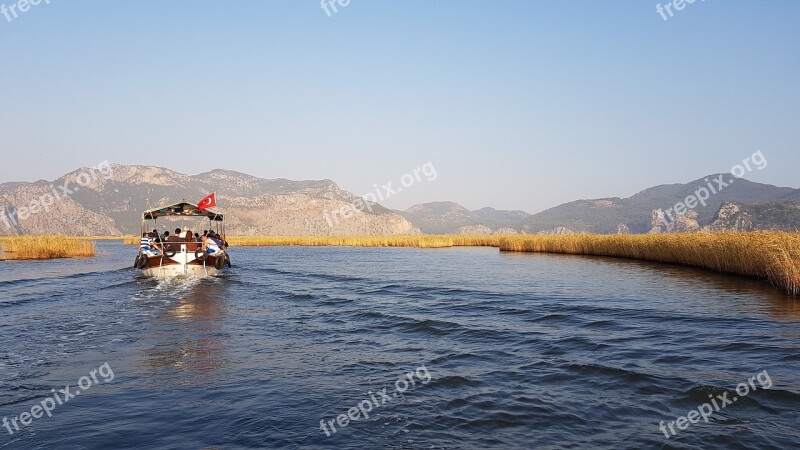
<box><xmin>142</xmin><ymin>202</ymin><xmax>223</xmax><ymax>221</ymax></box>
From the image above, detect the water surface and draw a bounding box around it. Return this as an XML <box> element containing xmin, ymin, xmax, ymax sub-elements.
<box><xmin>1</xmin><ymin>241</ymin><xmax>798</xmax><ymax>449</ymax></box>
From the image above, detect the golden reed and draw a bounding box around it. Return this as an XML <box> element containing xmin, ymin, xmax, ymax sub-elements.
<box><xmin>0</xmin><ymin>236</ymin><xmax>96</xmax><ymax>260</ymax></box>
<box><xmin>225</xmin><ymin>232</ymin><xmax>800</xmax><ymax>295</ymax></box>
<box><xmin>228</xmin><ymin>235</ymin><xmax>467</xmax><ymax>248</ymax></box>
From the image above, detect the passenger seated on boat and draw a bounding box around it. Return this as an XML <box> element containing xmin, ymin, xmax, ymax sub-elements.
<box><xmin>184</xmin><ymin>229</ymin><xmax>199</xmax><ymax>251</ymax></box>
<box><xmin>151</xmin><ymin>229</ymin><xmax>162</xmax><ymax>244</ymax></box>
<box><xmin>163</xmin><ymin>230</ymin><xmax>183</xmax><ymax>252</ymax></box>
<box><xmin>203</xmin><ymin>235</ymin><xmax>221</xmax><ymax>254</ymax></box>
<box><xmin>139</xmin><ymin>233</ymin><xmax>161</xmax><ymax>255</ymax></box>
<box><xmin>209</xmin><ymin>231</ymin><xmax>224</xmax><ymax>246</ymax></box>
<box><xmin>188</xmin><ymin>233</ymin><xmax>201</xmax><ymax>251</ymax></box>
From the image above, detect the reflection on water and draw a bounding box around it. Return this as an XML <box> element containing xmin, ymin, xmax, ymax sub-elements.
<box><xmin>532</xmin><ymin>252</ymin><xmax>800</xmax><ymax>320</ymax></box>
<box><xmin>138</xmin><ymin>277</ymin><xmax>229</xmax><ymax>383</ymax></box>
<box><xmin>648</xmin><ymin>257</ymin><xmax>800</xmax><ymax>320</ymax></box>
<box><xmin>168</xmin><ymin>281</ymin><xmax>226</xmax><ymax>324</ymax></box>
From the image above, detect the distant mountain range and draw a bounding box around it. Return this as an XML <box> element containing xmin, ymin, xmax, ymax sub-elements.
<box><xmin>0</xmin><ymin>165</ymin><xmax>798</xmax><ymax>236</ymax></box>
<box><xmin>403</xmin><ymin>174</ymin><xmax>800</xmax><ymax>234</ymax></box>
<box><xmin>0</xmin><ymin>165</ymin><xmax>417</xmax><ymax>236</ymax></box>
<box><xmin>398</xmin><ymin>202</ymin><xmax>531</xmax><ymax>234</ymax></box>
<box><xmin>516</xmin><ymin>174</ymin><xmax>799</xmax><ymax>234</ymax></box>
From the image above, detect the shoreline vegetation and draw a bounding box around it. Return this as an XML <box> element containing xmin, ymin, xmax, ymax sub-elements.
<box><xmin>0</xmin><ymin>236</ymin><xmax>95</xmax><ymax>260</ymax></box>
<box><xmin>7</xmin><ymin>232</ymin><xmax>799</xmax><ymax>296</ymax></box>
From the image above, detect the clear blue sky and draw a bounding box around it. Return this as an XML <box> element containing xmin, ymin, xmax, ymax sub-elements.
<box><xmin>0</xmin><ymin>1</ymin><xmax>798</xmax><ymax>213</ymax></box>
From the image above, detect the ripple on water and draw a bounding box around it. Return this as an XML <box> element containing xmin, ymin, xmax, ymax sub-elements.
<box><xmin>0</xmin><ymin>243</ymin><xmax>798</xmax><ymax>449</ymax></box>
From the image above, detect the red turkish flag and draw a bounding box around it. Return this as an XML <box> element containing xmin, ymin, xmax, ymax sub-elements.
<box><xmin>198</xmin><ymin>193</ymin><xmax>217</xmax><ymax>211</ymax></box>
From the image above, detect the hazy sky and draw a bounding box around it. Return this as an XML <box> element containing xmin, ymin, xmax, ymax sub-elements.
<box><xmin>0</xmin><ymin>1</ymin><xmax>797</xmax><ymax>213</ymax></box>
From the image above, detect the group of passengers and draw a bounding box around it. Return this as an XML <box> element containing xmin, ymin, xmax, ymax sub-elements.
<box><xmin>140</xmin><ymin>228</ymin><xmax>228</xmax><ymax>256</ymax></box>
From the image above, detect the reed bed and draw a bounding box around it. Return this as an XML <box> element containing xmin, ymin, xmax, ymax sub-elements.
<box><xmin>227</xmin><ymin>235</ymin><xmax>460</xmax><ymax>248</ymax></box>
<box><xmin>0</xmin><ymin>236</ymin><xmax>96</xmax><ymax>260</ymax></box>
<box><xmin>498</xmin><ymin>232</ymin><xmax>800</xmax><ymax>296</ymax></box>
<box><xmin>451</xmin><ymin>235</ymin><xmax>506</xmax><ymax>247</ymax></box>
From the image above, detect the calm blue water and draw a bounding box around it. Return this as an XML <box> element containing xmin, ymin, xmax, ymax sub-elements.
<box><xmin>1</xmin><ymin>241</ymin><xmax>799</xmax><ymax>449</ymax></box>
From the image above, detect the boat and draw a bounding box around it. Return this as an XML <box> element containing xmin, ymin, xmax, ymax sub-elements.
<box><xmin>134</xmin><ymin>202</ymin><xmax>231</xmax><ymax>277</ymax></box>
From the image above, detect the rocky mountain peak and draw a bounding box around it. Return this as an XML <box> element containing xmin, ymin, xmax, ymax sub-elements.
<box><xmin>0</xmin><ymin>164</ymin><xmax>418</xmax><ymax>236</ymax></box>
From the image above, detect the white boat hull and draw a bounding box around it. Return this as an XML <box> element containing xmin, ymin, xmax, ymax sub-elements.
<box><xmin>137</xmin><ymin>245</ymin><xmax>229</xmax><ymax>278</ymax></box>
<box><xmin>142</xmin><ymin>263</ymin><xmax>222</xmax><ymax>278</ymax></box>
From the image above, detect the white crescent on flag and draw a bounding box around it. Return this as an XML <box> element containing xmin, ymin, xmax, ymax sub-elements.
<box><xmin>198</xmin><ymin>193</ymin><xmax>217</xmax><ymax>211</ymax></box>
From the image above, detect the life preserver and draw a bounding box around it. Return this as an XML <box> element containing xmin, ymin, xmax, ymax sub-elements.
<box><xmin>135</xmin><ymin>253</ymin><xmax>148</xmax><ymax>269</ymax></box>
<box><xmin>225</xmin><ymin>254</ymin><xmax>232</xmax><ymax>268</ymax></box>
<box><xmin>195</xmin><ymin>249</ymin><xmax>208</xmax><ymax>261</ymax></box>
<box><xmin>214</xmin><ymin>254</ymin><xmax>225</xmax><ymax>270</ymax></box>
<box><xmin>163</xmin><ymin>249</ymin><xmax>176</xmax><ymax>258</ymax></box>
<box><xmin>133</xmin><ymin>254</ymin><xmax>140</xmax><ymax>268</ymax></box>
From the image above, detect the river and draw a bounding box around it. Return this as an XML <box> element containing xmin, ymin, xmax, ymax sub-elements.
<box><xmin>1</xmin><ymin>241</ymin><xmax>798</xmax><ymax>449</ymax></box>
